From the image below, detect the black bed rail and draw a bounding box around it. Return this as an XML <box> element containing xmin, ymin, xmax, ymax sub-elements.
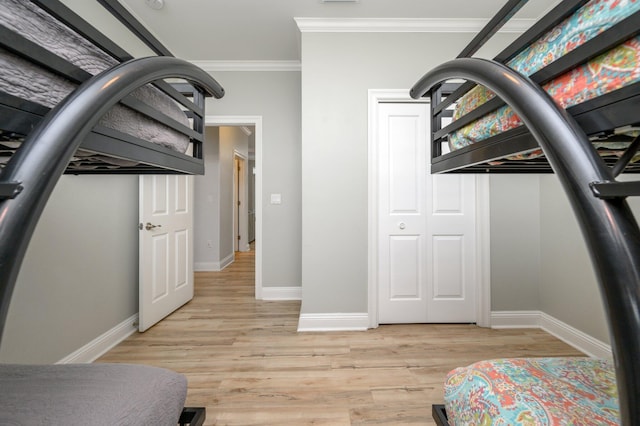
<box><xmin>0</xmin><ymin>56</ymin><xmax>223</xmax><ymax>346</ymax></box>
<box><xmin>31</xmin><ymin>0</ymin><xmax>133</xmax><ymax>62</ymax></box>
<box><xmin>0</xmin><ymin>23</ymin><xmax>201</xmax><ymax>137</ymax></box>
<box><xmin>495</xmin><ymin>0</ymin><xmax>588</xmax><ymax>62</ymax></box>
<box><xmin>96</xmin><ymin>0</ymin><xmax>173</xmax><ymax>57</ymax></box>
<box><xmin>457</xmin><ymin>0</ymin><xmax>529</xmax><ymax>58</ymax></box>
<box><xmin>33</xmin><ymin>0</ymin><xmax>174</xmax><ymax>61</ymax></box>
<box><xmin>412</xmin><ymin>57</ymin><xmax>640</xmax><ymax>426</ymax></box>
<box><xmin>436</xmin><ymin>0</ymin><xmax>589</xmax><ymax>114</ymax></box>
<box><xmin>1</xmin><ymin>2</ymin><xmax>215</xmax><ymax>173</ymax></box>
<box><xmin>430</xmin><ymin>9</ymin><xmax>640</xmax><ymax>155</ymax></box>
<box><xmin>429</xmin><ymin>0</ymin><xmax>640</xmax><ymax>171</ymax></box>
<box><xmin>0</xmin><ymin>25</ymin><xmax>218</xmax><ymax>172</ymax></box>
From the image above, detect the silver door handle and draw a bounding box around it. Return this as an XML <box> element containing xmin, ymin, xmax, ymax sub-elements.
<box><xmin>398</xmin><ymin>222</ymin><xmax>406</xmax><ymax>230</ymax></box>
<box><xmin>144</xmin><ymin>222</ymin><xmax>162</xmax><ymax>231</ymax></box>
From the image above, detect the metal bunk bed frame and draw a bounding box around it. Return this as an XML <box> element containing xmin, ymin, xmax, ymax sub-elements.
<box><xmin>426</xmin><ymin>0</ymin><xmax>640</xmax><ymax>174</ymax></box>
<box><xmin>0</xmin><ymin>0</ymin><xmax>216</xmax><ymax>174</ymax></box>
<box><xmin>410</xmin><ymin>1</ymin><xmax>640</xmax><ymax>425</ymax></box>
<box><xmin>0</xmin><ymin>2</ymin><xmax>224</xmax><ymax>424</ymax></box>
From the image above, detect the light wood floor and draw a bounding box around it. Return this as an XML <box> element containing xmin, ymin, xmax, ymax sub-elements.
<box><xmin>98</xmin><ymin>249</ymin><xmax>583</xmax><ymax>425</ymax></box>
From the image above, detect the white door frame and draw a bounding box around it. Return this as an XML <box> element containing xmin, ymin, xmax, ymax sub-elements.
<box><xmin>367</xmin><ymin>89</ymin><xmax>491</xmax><ymax>328</ymax></box>
<box><xmin>206</xmin><ymin>115</ymin><xmax>264</xmax><ymax>299</ymax></box>
<box><xmin>233</xmin><ymin>151</ymin><xmax>249</xmax><ymax>252</ymax></box>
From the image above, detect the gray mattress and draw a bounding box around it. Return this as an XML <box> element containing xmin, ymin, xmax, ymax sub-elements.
<box><xmin>0</xmin><ymin>0</ymin><xmax>190</xmax><ymax>167</ymax></box>
<box><xmin>0</xmin><ymin>363</ymin><xmax>187</xmax><ymax>426</ymax></box>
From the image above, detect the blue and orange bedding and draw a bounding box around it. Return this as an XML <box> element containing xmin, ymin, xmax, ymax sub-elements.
<box><xmin>450</xmin><ymin>0</ymin><xmax>640</xmax><ymax>159</ymax></box>
<box><xmin>444</xmin><ymin>357</ymin><xmax>619</xmax><ymax>425</ymax></box>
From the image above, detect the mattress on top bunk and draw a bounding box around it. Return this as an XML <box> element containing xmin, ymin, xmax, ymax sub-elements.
<box><xmin>0</xmin><ymin>0</ymin><xmax>190</xmax><ymax>169</ymax></box>
<box><xmin>444</xmin><ymin>357</ymin><xmax>619</xmax><ymax>425</ymax></box>
<box><xmin>449</xmin><ymin>0</ymin><xmax>640</xmax><ymax>160</ymax></box>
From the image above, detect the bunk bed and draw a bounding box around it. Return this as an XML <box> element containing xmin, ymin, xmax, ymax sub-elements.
<box><xmin>0</xmin><ymin>0</ymin><xmax>224</xmax><ymax>424</ymax></box>
<box><xmin>410</xmin><ymin>0</ymin><xmax>640</xmax><ymax>425</ymax></box>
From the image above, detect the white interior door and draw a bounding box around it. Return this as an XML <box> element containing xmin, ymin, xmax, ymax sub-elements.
<box><xmin>377</xmin><ymin>102</ymin><xmax>477</xmax><ymax>324</ymax></box>
<box><xmin>139</xmin><ymin>175</ymin><xmax>194</xmax><ymax>332</ymax></box>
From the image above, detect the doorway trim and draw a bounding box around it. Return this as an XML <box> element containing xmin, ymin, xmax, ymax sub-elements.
<box><xmin>233</xmin><ymin>151</ymin><xmax>249</xmax><ymax>252</ymax></box>
<box><xmin>206</xmin><ymin>115</ymin><xmax>264</xmax><ymax>299</ymax></box>
<box><xmin>367</xmin><ymin>89</ymin><xmax>491</xmax><ymax>328</ymax></box>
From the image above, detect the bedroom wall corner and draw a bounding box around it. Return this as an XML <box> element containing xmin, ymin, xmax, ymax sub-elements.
<box><xmin>194</xmin><ymin>127</ymin><xmax>222</xmax><ymax>270</ymax></box>
<box><xmin>539</xmin><ymin>175</ymin><xmax>610</xmax><ymax>345</ymax></box>
<box><xmin>0</xmin><ymin>175</ymin><xmax>139</xmax><ymax>364</ymax></box>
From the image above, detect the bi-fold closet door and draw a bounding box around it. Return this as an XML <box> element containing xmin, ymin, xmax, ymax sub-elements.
<box><xmin>377</xmin><ymin>102</ymin><xmax>477</xmax><ymax>324</ymax></box>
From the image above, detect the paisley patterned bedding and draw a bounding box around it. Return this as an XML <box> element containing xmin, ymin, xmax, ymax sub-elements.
<box><xmin>450</xmin><ymin>0</ymin><xmax>640</xmax><ymax>157</ymax></box>
<box><xmin>444</xmin><ymin>357</ymin><xmax>619</xmax><ymax>425</ymax></box>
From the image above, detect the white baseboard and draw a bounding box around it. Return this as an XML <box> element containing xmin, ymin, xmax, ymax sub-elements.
<box><xmin>297</xmin><ymin>312</ymin><xmax>369</xmax><ymax>332</ymax></box>
<box><xmin>194</xmin><ymin>262</ymin><xmax>218</xmax><ymax>271</ymax></box>
<box><xmin>490</xmin><ymin>310</ymin><xmax>541</xmax><ymax>328</ymax></box>
<box><xmin>261</xmin><ymin>286</ymin><xmax>302</xmax><ymax>300</ymax></box>
<box><xmin>491</xmin><ymin>310</ymin><xmax>612</xmax><ymax>359</ymax></box>
<box><xmin>57</xmin><ymin>314</ymin><xmax>138</xmax><ymax>364</ymax></box>
<box><xmin>194</xmin><ymin>252</ymin><xmax>235</xmax><ymax>272</ymax></box>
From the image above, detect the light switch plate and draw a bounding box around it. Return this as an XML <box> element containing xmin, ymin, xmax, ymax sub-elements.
<box><xmin>270</xmin><ymin>193</ymin><xmax>282</xmax><ymax>204</ymax></box>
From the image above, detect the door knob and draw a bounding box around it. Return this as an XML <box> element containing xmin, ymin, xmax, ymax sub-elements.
<box><xmin>144</xmin><ymin>222</ymin><xmax>162</xmax><ymax>231</ymax></box>
<box><xmin>398</xmin><ymin>222</ymin><xmax>406</xmax><ymax>230</ymax></box>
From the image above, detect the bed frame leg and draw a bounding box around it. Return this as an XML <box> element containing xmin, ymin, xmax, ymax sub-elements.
<box><xmin>432</xmin><ymin>404</ymin><xmax>448</xmax><ymax>426</ymax></box>
<box><xmin>178</xmin><ymin>407</ymin><xmax>205</xmax><ymax>426</ymax></box>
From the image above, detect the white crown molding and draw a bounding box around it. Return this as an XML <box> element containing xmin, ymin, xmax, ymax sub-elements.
<box><xmin>190</xmin><ymin>60</ymin><xmax>301</xmax><ymax>72</ymax></box>
<box><xmin>295</xmin><ymin>17</ymin><xmax>535</xmax><ymax>33</ymax></box>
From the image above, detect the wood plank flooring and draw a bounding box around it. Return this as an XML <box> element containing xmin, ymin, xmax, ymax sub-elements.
<box><xmin>98</xmin><ymin>249</ymin><xmax>584</xmax><ymax>425</ymax></box>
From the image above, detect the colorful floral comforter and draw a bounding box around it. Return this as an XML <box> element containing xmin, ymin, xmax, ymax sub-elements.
<box><xmin>450</xmin><ymin>0</ymin><xmax>640</xmax><ymax>157</ymax></box>
<box><xmin>444</xmin><ymin>358</ymin><xmax>619</xmax><ymax>425</ymax></box>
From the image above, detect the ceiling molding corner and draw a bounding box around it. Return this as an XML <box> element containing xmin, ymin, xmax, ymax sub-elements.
<box><xmin>294</xmin><ymin>17</ymin><xmax>536</xmax><ymax>33</ymax></box>
<box><xmin>190</xmin><ymin>60</ymin><xmax>301</xmax><ymax>72</ymax></box>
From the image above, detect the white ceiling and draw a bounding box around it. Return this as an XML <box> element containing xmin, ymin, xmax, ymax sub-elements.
<box><xmin>118</xmin><ymin>0</ymin><xmax>560</xmax><ymax>62</ymax></box>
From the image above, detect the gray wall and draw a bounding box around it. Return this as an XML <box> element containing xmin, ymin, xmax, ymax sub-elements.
<box><xmin>491</xmin><ymin>173</ymin><xmax>640</xmax><ymax>345</ymax></box>
<box><xmin>298</xmin><ymin>30</ymin><xmax>616</xmax><ymax>348</ymax></box>
<box><xmin>299</xmin><ymin>31</ymin><xmax>516</xmax><ymax>314</ymax></box>
<box><xmin>205</xmin><ymin>71</ymin><xmax>302</xmax><ymax>288</ymax></box>
<box><xmin>489</xmin><ymin>175</ymin><xmax>541</xmax><ymax>311</ymax></box>
<box><xmin>194</xmin><ymin>127</ymin><xmax>221</xmax><ymax>268</ymax></box>
<box><xmin>0</xmin><ymin>176</ymin><xmax>138</xmax><ymax>363</ymax></box>
<box><xmin>539</xmin><ymin>176</ymin><xmax>610</xmax><ymax>343</ymax></box>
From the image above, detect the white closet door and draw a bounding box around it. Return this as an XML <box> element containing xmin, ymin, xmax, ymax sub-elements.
<box><xmin>377</xmin><ymin>102</ymin><xmax>477</xmax><ymax>323</ymax></box>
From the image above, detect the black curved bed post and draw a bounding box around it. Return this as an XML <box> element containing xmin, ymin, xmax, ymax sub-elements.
<box><xmin>411</xmin><ymin>58</ymin><xmax>640</xmax><ymax>426</ymax></box>
<box><xmin>0</xmin><ymin>56</ymin><xmax>224</xmax><ymax>346</ymax></box>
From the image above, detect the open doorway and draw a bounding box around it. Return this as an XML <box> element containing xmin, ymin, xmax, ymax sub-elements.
<box><xmin>198</xmin><ymin>116</ymin><xmax>263</xmax><ymax>299</ymax></box>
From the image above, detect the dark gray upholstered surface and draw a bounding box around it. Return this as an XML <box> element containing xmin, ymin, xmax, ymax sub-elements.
<box><xmin>0</xmin><ymin>363</ymin><xmax>187</xmax><ymax>425</ymax></box>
